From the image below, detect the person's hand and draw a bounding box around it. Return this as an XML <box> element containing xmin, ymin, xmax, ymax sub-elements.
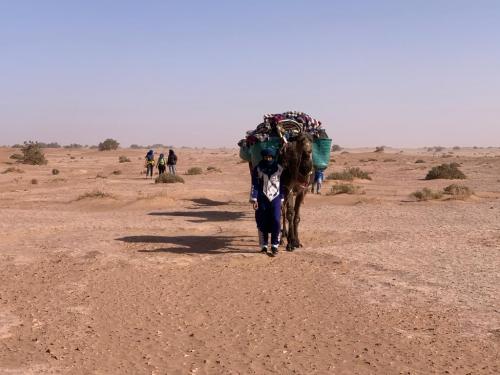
<box><xmin>252</xmin><ymin>201</ymin><xmax>258</xmax><ymax>210</ymax></box>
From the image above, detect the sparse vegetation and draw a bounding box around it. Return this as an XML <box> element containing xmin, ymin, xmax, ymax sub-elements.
<box><xmin>327</xmin><ymin>167</ymin><xmax>372</xmax><ymax>181</ymax></box>
<box><xmin>70</xmin><ymin>156</ymin><xmax>76</xmax><ymax>160</ymax></box>
<box><xmin>119</xmin><ymin>155</ymin><xmax>131</xmax><ymax>163</ymax></box>
<box><xmin>64</xmin><ymin>143</ymin><xmax>83</xmax><ymax>149</ymax></box>
<box><xmin>374</xmin><ymin>146</ymin><xmax>385</xmax><ymax>153</ymax></box>
<box><xmin>207</xmin><ymin>166</ymin><xmax>222</xmax><ymax>173</ymax></box>
<box><xmin>411</xmin><ymin>188</ymin><xmax>442</xmax><ymax>201</ymax></box>
<box><xmin>383</xmin><ymin>158</ymin><xmax>396</xmax><ymax>162</ymax></box>
<box><xmin>425</xmin><ymin>163</ymin><xmax>466</xmax><ymax>180</ymax></box>
<box><xmin>2</xmin><ymin>167</ymin><xmax>24</xmax><ymax>174</ymax></box>
<box><xmin>331</xmin><ymin>144</ymin><xmax>342</xmax><ymax>152</ymax></box>
<box><xmin>453</xmin><ymin>146</ymin><xmax>461</xmax><ymax>150</ymax></box>
<box><xmin>155</xmin><ymin>174</ymin><xmax>185</xmax><ymax>183</ymax></box>
<box><xmin>77</xmin><ymin>190</ymin><xmax>115</xmax><ymax>200</ymax></box>
<box><xmin>98</xmin><ymin>138</ymin><xmax>119</xmax><ymax>151</ymax></box>
<box><xmin>443</xmin><ymin>184</ymin><xmax>473</xmax><ymax>199</ymax></box>
<box><xmin>31</xmin><ymin>178</ymin><xmax>38</xmax><ymax>185</ymax></box>
<box><xmin>112</xmin><ymin>170</ymin><xmax>122</xmax><ymax>175</ymax></box>
<box><xmin>96</xmin><ymin>173</ymin><xmax>107</xmax><ymax>179</ymax></box>
<box><xmin>415</xmin><ymin>159</ymin><xmax>425</xmax><ymax>163</ymax></box>
<box><xmin>327</xmin><ymin>183</ymin><xmax>361</xmax><ymax>195</ymax></box>
<box><xmin>186</xmin><ymin>167</ymin><xmax>203</xmax><ymax>175</ymax></box>
<box><xmin>17</xmin><ymin>141</ymin><xmax>48</xmax><ymax>165</ymax></box>
<box><xmin>52</xmin><ymin>168</ymin><xmax>60</xmax><ymax>175</ymax></box>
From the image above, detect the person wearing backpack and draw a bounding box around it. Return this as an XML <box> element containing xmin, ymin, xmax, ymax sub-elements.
<box><xmin>167</xmin><ymin>149</ymin><xmax>177</xmax><ymax>175</ymax></box>
<box><xmin>145</xmin><ymin>149</ymin><xmax>155</xmax><ymax>179</ymax></box>
<box><xmin>157</xmin><ymin>153</ymin><xmax>166</xmax><ymax>175</ymax></box>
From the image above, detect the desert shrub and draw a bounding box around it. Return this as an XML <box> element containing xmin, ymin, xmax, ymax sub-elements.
<box><xmin>70</xmin><ymin>156</ymin><xmax>76</xmax><ymax>160</ymax></box>
<box><xmin>112</xmin><ymin>170</ymin><xmax>122</xmax><ymax>175</ymax></box>
<box><xmin>453</xmin><ymin>146</ymin><xmax>461</xmax><ymax>150</ymax></box>
<box><xmin>331</xmin><ymin>144</ymin><xmax>342</xmax><ymax>152</ymax></box>
<box><xmin>52</xmin><ymin>168</ymin><xmax>60</xmax><ymax>175</ymax></box>
<box><xmin>327</xmin><ymin>167</ymin><xmax>371</xmax><ymax>181</ymax></box>
<box><xmin>98</xmin><ymin>138</ymin><xmax>119</xmax><ymax>151</ymax></box>
<box><xmin>443</xmin><ymin>184</ymin><xmax>473</xmax><ymax>199</ymax></box>
<box><xmin>411</xmin><ymin>188</ymin><xmax>442</xmax><ymax>201</ymax></box>
<box><xmin>129</xmin><ymin>144</ymin><xmax>144</xmax><ymax>149</ymax></box>
<box><xmin>425</xmin><ymin>163</ymin><xmax>466</xmax><ymax>180</ymax></box>
<box><xmin>155</xmin><ymin>174</ymin><xmax>185</xmax><ymax>183</ymax></box>
<box><xmin>77</xmin><ymin>190</ymin><xmax>114</xmax><ymax>200</ymax></box>
<box><xmin>96</xmin><ymin>173</ymin><xmax>107</xmax><ymax>179</ymax></box>
<box><xmin>340</xmin><ymin>151</ymin><xmax>350</xmax><ymax>155</ymax></box>
<box><xmin>9</xmin><ymin>153</ymin><xmax>23</xmax><ymax>160</ymax></box>
<box><xmin>327</xmin><ymin>183</ymin><xmax>361</xmax><ymax>195</ymax></box>
<box><xmin>368</xmin><ymin>158</ymin><xmax>377</xmax><ymax>162</ymax></box>
<box><xmin>383</xmin><ymin>159</ymin><xmax>396</xmax><ymax>162</ymax></box>
<box><xmin>11</xmin><ymin>144</ymin><xmax>23</xmax><ymax>148</ymax></box>
<box><xmin>374</xmin><ymin>146</ymin><xmax>385</xmax><ymax>153</ymax></box>
<box><xmin>89</xmin><ymin>145</ymin><xmax>98</xmax><ymax>149</ymax></box>
<box><xmin>119</xmin><ymin>155</ymin><xmax>131</xmax><ymax>163</ymax></box>
<box><xmin>38</xmin><ymin>142</ymin><xmax>60</xmax><ymax>148</ymax></box>
<box><xmin>2</xmin><ymin>167</ymin><xmax>24</xmax><ymax>174</ymax></box>
<box><xmin>19</xmin><ymin>141</ymin><xmax>48</xmax><ymax>165</ymax></box>
<box><xmin>415</xmin><ymin>159</ymin><xmax>425</xmax><ymax>163</ymax></box>
<box><xmin>207</xmin><ymin>166</ymin><xmax>222</xmax><ymax>172</ymax></box>
<box><xmin>186</xmin><ymin>167</ymin><xmax>203</xmax><ymax>175</ymax></box>
<box><xmin>64</xmin><ymin>143</ymin><xmax>83</xmax><ymax>149</ymax></box>
<box><xmin>31</xmin><ymin>178</ymin><xmax>38</xmax><ymax>185</ymax></box>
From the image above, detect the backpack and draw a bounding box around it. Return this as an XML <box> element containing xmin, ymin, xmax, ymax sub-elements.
<box><xmin>158</xmin><ymin>157</ymin><xmax>166</xmax><ymax>166</ymax></box>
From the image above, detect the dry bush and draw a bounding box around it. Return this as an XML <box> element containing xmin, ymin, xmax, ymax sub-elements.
<box><xmin>96</xmin><ymin>173</ymin><xmax>107</xmax><ymax>179</ymax></box>
<box><xmin>207</xmin><ymin>166</ymin><xmax>222</xmax><ymax>172</ymax></box>
<box><xmin>411</xmin><ymin>188</ymin><xmax>442</xmax><ymax>201</ymax></box>
<box><xmin>453</xmin><ymin>146</ymin><xmax>461</xmax><ymax>150</ymax></box>
<box><xmin>119</xmin><ymin>155</ymin><xmax>131</xmax><ymax>163</ymax></box>
<box><xmin>415</xmin><ymin>159</ymin><xmax>425</xmax><ymax>163</ymax></box>
<box><xmin>327</xmin><ymin>167</ymin><xmax>371</xmax><ymax>181</ymax></box>
<box><xmin>17</xmin><ymin>141</ymin><xmax>48</xmax><ymax>165</ymax></box>
<box><xmin>186</xmin><ymin>167</ymin><xmax>203</xmax><ymax>175</ymax></box>
<box><xmin>383</xmin><ymin>158</ymin><xmax>396</xmax><ymax>162</ymax></box>
<box><xmin>2</xmin><ymin>167</ymin><xmax>24</xmax><ymax>174</ymax></box>
<box><xmin>77</xmin><ymin>190</ymin><xmax>114</xmax><ymax>200</ymax></box>
<box><xmin>368</xmin><ymin>158</ymin><xmax>377</xmax><ymax>162</ymax></box>
<box><xmin>155</xmin><ymin>174</ymin><xmax>184</xmax><ymax>183</ymax></box>
<box><xmin>112</xmin><ymin>170</ymin><xmax>122</xmax><ymax>175</ymax></box>
<box><xmin>52</xmin><ymin>168</ymin><xmax>60</xmax><ymax>175</ymax></box>
<box><xmin>340</xmin><ymin>151</ymin><xmax>350</xmax><ymax>155</ymax></box>
<box><xmin>374</xmin><ymin>146</ymin><xmax>385</xmax><ymax>153</ymax></box>
<box><xmin>425</xmin><ymin>163</ymin><xmax>466</xmax><ymax>180</ymax></box>
<box><xmin>331</xmin><ymin>144</ymin><xmax>342</xmax><ymax>152</ymax></box>
<box><xmin>327</xmin><ymin>183</ymin><xmax>361</xmax><ymax>195</ymax></box>
<box><xmin>443</xmin><ymin>184</ymin><xmax>473</xmax><ymax>199</ymax></box>
<box><xmin>70</xmin><ymin>156</ymin><xmax>76</xmax><ymax>160</ymax></box>
<box><xmin>31</xmin><ymin>178</ymin><xmax>38</xmax><ymax>185</ymax></box>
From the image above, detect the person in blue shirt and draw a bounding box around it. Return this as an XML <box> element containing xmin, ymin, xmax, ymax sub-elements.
<box><xmin>311</xmin><ymin>168</ymin><xmax>325</xmax><ymax>194</ymax></box>
<box><xmin>250</xmin><ymin>148</ymin><xmax>284</xmax><ymax>256</ymax></box>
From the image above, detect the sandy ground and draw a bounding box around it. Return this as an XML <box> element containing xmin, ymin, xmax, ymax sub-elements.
<box><xmin>0</xmin><ymin>146</ymin><xmax>499</xmax><ymax>374</ymax></box>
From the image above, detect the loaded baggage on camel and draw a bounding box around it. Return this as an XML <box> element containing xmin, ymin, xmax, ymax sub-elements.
<box><xmin>238</xmin><ymin>111</ymin><xmax>332</xmax><ymax>170</ymax></box>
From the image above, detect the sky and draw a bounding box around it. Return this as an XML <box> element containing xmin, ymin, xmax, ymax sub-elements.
<box><xmin>0</xmin><ymin>0</ymin><xmax>499</xmax><ymax>148</ymax></box>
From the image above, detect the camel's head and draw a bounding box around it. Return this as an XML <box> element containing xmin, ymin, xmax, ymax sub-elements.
<box><xmin>296</xmin><ymin>133</ymin><xmax>314</xmax><ymax>183</ymax></box>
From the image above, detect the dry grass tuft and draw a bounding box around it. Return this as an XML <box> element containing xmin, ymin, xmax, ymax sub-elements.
<box><xmin>186</xmin><ymin>167</ymin><xmax>203</xmax><ymax>175</ymax></box>
<box><xmin>415</xmin><ymin>159</ymin><xmax>425</xmax><ymax>163</ymax></box>
<box><xmin>2</xmin><ymin>167</ymin><xmax>24</xmax><ymax>174</ymax></box>
<box><xmin>327</xmin><ymin>183</ymin><xmax>361</xmax><ymax>195</ymax></box>
<box><xmin>112</xmin><ymin>170</ymin><xmax>122</xmax><ymax>175</ymax></box>
<box><xmin>119</xmin><ymin>155</ymin><xmax>131</xmax><ymax>163</ymax></box>
<box><xmin>411</xmin><ymin>188</ymin><xmax>443</xmax><ymax>201</ymax></box>
<box><xmin>443</xmin><ymin>184</ymin><xmax>473</xmax><ymax>199</ymax></box>
<box><xmin>31</xmin><ymin>178</ymin><xmax>38</xmax><ymax>185</ymax></box>
<box><xmin>327</xmin><ymin>167</ymin><xmax>371</xmax><ymax>181</ymax></box>
<box><xmin>155</xmin><ymin>174</ymin><xmax>185</xmax><ymax>183</ymax></box>
<box><xmin>52</xmin><ymin>168</ymin><xmax>60</xmax><ymax>175</ymax></box>
<box><xmin>77</xmin><ymin>190</ymin><xmax>115</xmax><ymax>200</ymax></box>
<box><xmin>207</xmin><ymin>166</ymin><xmax>222</xmax><ymax>173</ymax></box>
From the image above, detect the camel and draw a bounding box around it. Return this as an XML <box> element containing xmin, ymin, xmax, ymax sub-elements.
<box><xmin>278</xmin><ymin>132</ymin><xmax>314</xmax><ymax>251</ymax></box>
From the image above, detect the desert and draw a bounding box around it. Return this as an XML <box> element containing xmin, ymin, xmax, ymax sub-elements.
<box><xmin>0</xmin><ymin>145</ymin><xmax>499</xmax><ymax>374</ymax></box>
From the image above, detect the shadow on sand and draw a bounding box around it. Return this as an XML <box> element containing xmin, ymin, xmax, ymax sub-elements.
<box><xmin>116</xmin><ymin>235</ymin><xmax>256</xmax><ymax>255</ymax></box>
<box><xmin>148</xmin><ymin>210</ymin><xmax>248</xmax><ymax>222</ymax></box>
<box><xmin>186</xmin><ymin>198</ymin><xmax>231</xmax><ymax>207</ymax></box>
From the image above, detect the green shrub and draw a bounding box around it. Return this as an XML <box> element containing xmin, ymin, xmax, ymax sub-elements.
<box><xmin>425</xmin><ymin>163</ymin><xmax>466</xmax><ymax>180</ymax></box>
<box><xmin>98</xmin><ymin>138</ymin><xmax>119</xmax><ymax>151</ymax></box>
<box><xmin>119</xmin><ymin>155</ymin><xmax>131</xmax><ymax>163</ymax></box>
<box><xmin>411</xmin><ymin>188</ymin><xmax>442</xmax><ymax>201</ymax></box>
<box><xmin>443</xmin><ymin>184</ymin><xmax>473</xmax><ymax>199</ymax></box>
<box><xmin>186</xmin><ymin>167</ymin><xmax>203</xmax><ymax>175</ymax></box>
<box><xmin>52</xmin><ymin>169</ymin><xmax>60</xmax><ymax>175</ymax></box>
<box><xmin>155</xmin><ymin>174</ymin><xmax>185</xmax><ymax>183</ymax></box>
<box><xmin>327</xmin><ymin>167</ymin><xmax>371</xmax><ymax>181</ymax></box>
<box><xmin>327</xmin><ymin>183</ymin><xmax>361</xmax><ymax>195</ymax></box>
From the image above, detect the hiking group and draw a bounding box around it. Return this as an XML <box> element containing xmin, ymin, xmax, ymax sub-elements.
<box><xmin>145</xmin><ymin>149</ymin><xmax>178</xmax><ymax>178</ymax></box>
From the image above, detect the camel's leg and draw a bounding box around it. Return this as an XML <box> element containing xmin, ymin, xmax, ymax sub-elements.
<box><xmin>280</xmin><ymin>202</ymin><xmax>287</xmax><ymax>246</ymax></box>
<box><xmin>286</xmin><ymin>194</ymin><xmax>296</xmax><ymax>251</ymax></box>
<box><xmin>292</xmin><ymin>189</ymin><xmax>306</xmax><ymax>248</ymax></box>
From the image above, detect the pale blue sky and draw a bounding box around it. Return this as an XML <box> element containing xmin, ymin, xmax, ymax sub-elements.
<box><xmin>1</xmin><ymin>0</ymin><xmax>499</xmax><ymax>147</ymax></box>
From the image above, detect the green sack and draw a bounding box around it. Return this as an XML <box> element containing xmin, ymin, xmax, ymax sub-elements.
<box><xmin>312</xmin><ymin>138</ymin><xmax>332</xmax><ymax>169</ymax></box>
<box><xmin>239</xmin><ymin>146</ymin><xmax>251</xmax><ymax>162</ymax></box>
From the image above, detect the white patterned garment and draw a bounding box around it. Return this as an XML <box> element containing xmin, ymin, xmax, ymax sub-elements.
<box><xmin>257</xmin><ymin>165</ymin><xmax>283</xmax><ymax>201</ymax></box>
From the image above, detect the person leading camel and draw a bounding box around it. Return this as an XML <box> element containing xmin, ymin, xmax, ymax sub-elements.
<box><xmin>250</xmin><ymin>148</ymin><xmax>284</xmax><ymax>257</ymax></box>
